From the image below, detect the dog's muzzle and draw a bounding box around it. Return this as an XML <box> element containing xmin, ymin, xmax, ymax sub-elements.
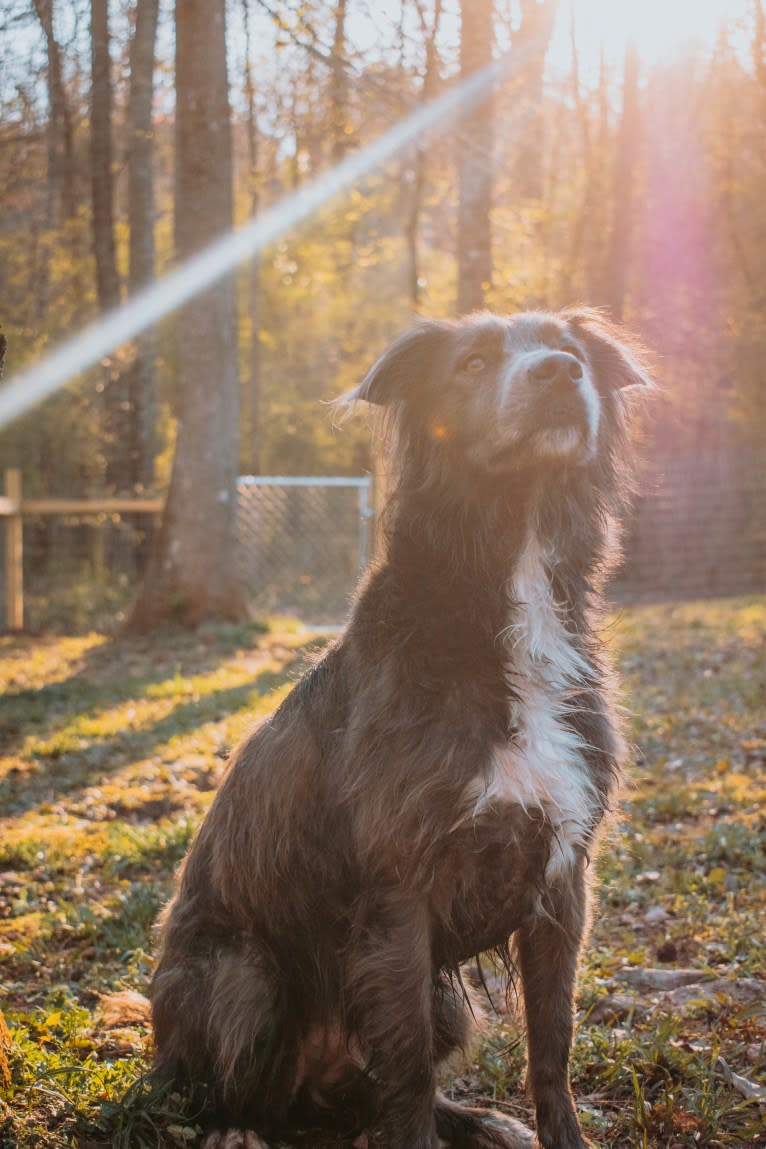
<box><xmin>531</xmin><ymin>353</ymin><xmax>590</xmax><ymax>431</ymax></box>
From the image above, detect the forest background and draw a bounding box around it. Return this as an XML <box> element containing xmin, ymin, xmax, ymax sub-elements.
<box><xmin>1</xmin><ymin>6</ymin><xmax>765</xmax><ymax>1146</ymax></box>
<box><xmin>0</xmin><ymin>0</ymin><xmax>765</xmax><ymax>626</ymax></box>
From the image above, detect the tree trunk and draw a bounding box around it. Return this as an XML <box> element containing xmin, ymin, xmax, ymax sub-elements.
<box><xmin>32</xmin><ymin>0</ymin><xmax>76</xmax><ymax>225</ymax></box>
<box><xmin>126</xmin><ymin>0</ymin><xmax>160</xmax><ymax>496</ymax></box>
<box><xmin>31</xmin><ymin>0</ymin><xmax>77</xmax><ymax>325</ymax></box>
<box><xmin>456</xmin><ymin>0</ymin><xmax>494</xmax><ymax>314</ymax></box>
<box><xmin>329</xmin><ymin>0</ymin><xmax>350</xmax><ymax>161</ymax></box>
<box><xmin>130</xmin><ymin>0</ymin><xmax>246</xmax><ymax>630</ymax></box>
<box><xmin>602</xmin><ymin>42</ymin><xmax>640</xmax><ymax>320</ymax></box>
<box><xmin>90</xmin><ymin>0</ymin><xmax>120</xmax><ymax>313</ymax></box>
<box><xmin>584</xmin><ymin>46</ymin><xmax>611</xmax><ymax>302</ymax></box>
<box><xmin>558</xmin><ymin>5</ymin><xmax>599</xmax><ymax>304</ymax></box>
<box><xmin>404</xmin><ymin>0</ymin><xmax>443</xmax><ymax>310</ymax></box>
<box><xmin>242</xmin><ymin>0</ymin><xmax>261</xmax><ymax>474</ymax></box>
<box><xmin>90</xmin><ymin>0</ymin><xmax>130</xmax><ymax>495</ymax></box>
<box><xmin>511</xmin><ymin>0</ymin><xmax>557</xmax><ymax>202</ymax></box>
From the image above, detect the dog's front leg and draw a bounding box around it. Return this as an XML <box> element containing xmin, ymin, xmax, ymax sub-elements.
<box><xmin>351</xmin><ymin>888</ymin><xmax>438</xmax><ymax>1149</ymax></box>
<box><xmin>516</xmin><ymin>859</ymin><xmax>592</xmax><ymax>1149</ymax></box>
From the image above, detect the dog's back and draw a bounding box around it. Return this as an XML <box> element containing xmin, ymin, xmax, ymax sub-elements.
<box><xmin>151</xmin><ymin>309</ymin><xmax>652</xmax><ymax>1149</ymax></box>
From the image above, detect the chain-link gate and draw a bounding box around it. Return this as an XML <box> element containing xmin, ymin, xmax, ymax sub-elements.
<box><xmin>236</xmin><ymin>476</ymin><xmax>374</xmax><ymax>622</ymax></box>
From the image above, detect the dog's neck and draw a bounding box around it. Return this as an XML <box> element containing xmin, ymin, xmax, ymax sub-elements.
<box><xmin>382</xmin><ymin>466</ymin><xmax>603</xmax><ymax>613</ymax></box>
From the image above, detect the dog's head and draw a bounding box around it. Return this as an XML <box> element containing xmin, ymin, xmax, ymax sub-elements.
<box><xmin>341</xmin><ymin>309</ymin><xmax>653</xmax><ymax>479</ymax></box>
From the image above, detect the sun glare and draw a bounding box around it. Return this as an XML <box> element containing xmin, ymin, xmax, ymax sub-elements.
<box><xmin>350</xmin><ymin>1</ymin><xmax>746</xmax><ymax>81</ymax></box>
<box><xmin>561</xmin><ymin>0</ymin><xmax>744</xmax><ymax>71</ymax></box>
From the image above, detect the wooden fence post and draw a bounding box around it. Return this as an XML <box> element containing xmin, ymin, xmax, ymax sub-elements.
<box><xmin>4</xmin><ymin>468</ymin><xmax>23</xmax><ymax>630</ymax></box>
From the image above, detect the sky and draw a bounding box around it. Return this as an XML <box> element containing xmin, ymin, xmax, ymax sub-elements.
<box><xmin>0</xmin><ymin>0</ymin><xmax>752</xmax><ymax>113</ymax></box>
<box><xmin>347</xmin><ymin>0</ymin><xmax>752</xmax><ymax>78</ymax></box>
<box><xmin>549</xmin><ymin>0</ymin><xmax>751</xmax><ymax>74</ymax></box>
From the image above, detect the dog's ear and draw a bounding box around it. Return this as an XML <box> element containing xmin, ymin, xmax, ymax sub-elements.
<box><xmin>564</xmin><ymin>308</ymin><xmax>655</xmax><ymax>395</ymax></box>
<box><xmin>339</xmin><ymin>320</ymin><xmax>452</xmax><ymax>408</ymax></box>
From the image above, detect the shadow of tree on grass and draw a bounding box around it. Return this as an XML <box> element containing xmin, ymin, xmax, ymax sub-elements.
<box><xmin>0</xmin><ymin>623</ymin><xmax>274</xmax><ymax>758</ymax></box>
<box><xmin>0</xmin><ymin>636</ymin><xmax>321</xmax><ymax>819</ymax></box>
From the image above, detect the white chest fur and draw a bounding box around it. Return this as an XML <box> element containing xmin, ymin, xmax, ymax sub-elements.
<box><xmin>475</xmin><ymin>538</ymin><xmax>598</xmax><ymax>879</ymax></box>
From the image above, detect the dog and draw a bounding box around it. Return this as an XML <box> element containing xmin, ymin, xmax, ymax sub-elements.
<box><xmin>150</xmin><ymin>308</ymin><xmax>652</xmax><ymax>1149</ymax></box>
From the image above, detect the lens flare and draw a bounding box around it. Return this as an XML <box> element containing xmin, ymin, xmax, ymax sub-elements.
<box><xmin>0</xmin><ymin>51</ymin><xmax>526</xmax><ymax>430</ymax></box>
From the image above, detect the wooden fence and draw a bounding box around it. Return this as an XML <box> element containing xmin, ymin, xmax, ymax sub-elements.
<box><xmin>0</xmin><ymin>470</ymin><xmax>372</xmax><ymax>631</ymax></box>
<box><xmin>0</xmin><ymin>468</ymin><xmax>163</xmax><ymax>630</ymax></box>
<box><xmin>2</xmin><ymin>448</ymin><xmax>764</xmax><ymax>630</ymax></box>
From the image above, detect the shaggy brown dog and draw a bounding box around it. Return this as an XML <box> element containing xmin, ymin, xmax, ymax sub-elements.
<box><xmin>151</xmin><ymin>309</ymin><xmax>652</xmax><ymax>1149</ymax></box>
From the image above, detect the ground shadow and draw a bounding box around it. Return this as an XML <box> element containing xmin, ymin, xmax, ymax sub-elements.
<box><xmin>0</xmin><ymin>634</ymin><xmax>322</xmax><ymax>820</ymax></box>
<box><xmin>0</xmin><ymin>625</ymin><xmax>274</xmax><ymax>756</ymax></box>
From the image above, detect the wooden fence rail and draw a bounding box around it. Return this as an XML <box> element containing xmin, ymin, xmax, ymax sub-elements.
<box><xmin>3</xmin><ymin>454</ymin><xmax>764</xmax><ymax>630</ymax></box>
<box><xmin>0</xmin><ymin>467</ymin><xmax>164</xmax><ymax>630</ymax></box>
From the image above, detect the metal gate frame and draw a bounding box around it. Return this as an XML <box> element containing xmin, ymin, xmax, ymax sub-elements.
<box><xmin>237</xmin><ymin>474</ymin><xmax>375</xmax><ymax>574</ymax></box>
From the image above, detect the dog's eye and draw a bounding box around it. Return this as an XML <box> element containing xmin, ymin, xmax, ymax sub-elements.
<box><xmin>461</xmin><ymin>354</ymin><xmax>486</xmax><ymax>374</ymax></box>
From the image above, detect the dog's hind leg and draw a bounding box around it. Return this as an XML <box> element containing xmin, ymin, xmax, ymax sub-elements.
<box><xmin>515</xmin><ymin>860</ymin><xmax>592</xmax><ymax>1149</ymax></box>
<box><xmin>204</xmin><ymin>948</ymin><xmax>278</xmax><ymax>1094</ymax></box>
<box><xmin>152</xmin><ymin>942</ymin><xmax>279</xmax><ymax>1132</ymax></box>
<box><xmin>350</xmin><ymin>890</ymin><xmax>440</xmax><ymax>1149</ymax></box>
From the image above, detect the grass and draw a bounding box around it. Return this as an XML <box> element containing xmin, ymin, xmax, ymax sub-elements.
<box><xmin>1</xmin><ymin>598</ymin><xmax>764</xmax><ymax>1148</ymax></box>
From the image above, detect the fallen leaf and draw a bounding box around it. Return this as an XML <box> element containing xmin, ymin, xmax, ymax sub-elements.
<box><xmin>96</xmin><ymin>1027</ymin><xmax>145</xmax><ymax>1056</ymax></box>
<box><xmin>0</xmin><ymin>872</ymin><xmax>25</xmax><ymax>888</ymax></box>
<box><xmin>99</xmin><ymin>990</ymin><xmax>151</xmax><ymax>1028</ymax></box>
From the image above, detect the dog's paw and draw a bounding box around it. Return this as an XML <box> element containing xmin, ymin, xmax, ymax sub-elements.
<box><xmin>202</xmin><ymin>1131</ymin><xmax>268</xmax><ymax>1149</ymax></box>
<box><xmin>535</xmin><ymin>1121</ymin><xmax>593</xmax><ymax>1149</ymax></box>
<box><xmin>536</xmin><ymin>1139</ymin><xmax>592</xmax><ymax>1149</ymax></box>
<box><xmin>533</xmin><ymin>1096</ymin><xmax>595</xmax><ymax>1149</ymax></box>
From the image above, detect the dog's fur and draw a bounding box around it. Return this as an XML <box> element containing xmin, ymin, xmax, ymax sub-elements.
<box><xmin>151</xmin><ymin>309</ymin><xmax>652</xmax><ymax>1149</ymax></box>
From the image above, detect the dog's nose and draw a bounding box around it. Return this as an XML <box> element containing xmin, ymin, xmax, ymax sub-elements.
<box><xmin>529</xmin><ymin>352</ymin><xmax>583</xmax><ymax>387</ymax></box>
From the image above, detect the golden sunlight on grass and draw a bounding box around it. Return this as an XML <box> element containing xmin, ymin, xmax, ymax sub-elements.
<box><xmin>1</xmin><ymin>602</ymin><xmax>764</xmax><ymax>1147</ymax></box>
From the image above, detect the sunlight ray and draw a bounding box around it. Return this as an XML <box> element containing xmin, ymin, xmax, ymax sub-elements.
<box><xmin>0</xmin><ymin>49</ymin><xmax>529</xmax><ymax>431</ymax></box>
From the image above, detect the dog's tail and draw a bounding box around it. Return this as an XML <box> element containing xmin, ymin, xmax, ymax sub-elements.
<box><xmin>435</xmin><ymin>1094</ymin><xmax>536</xmax><ymax>1149</ymax></box>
